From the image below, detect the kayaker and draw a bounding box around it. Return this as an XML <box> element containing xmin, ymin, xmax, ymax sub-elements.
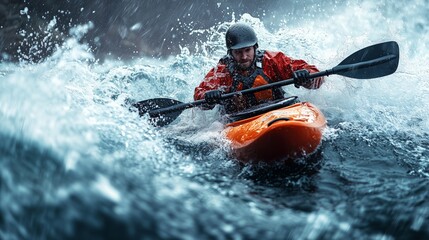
<box><xmin>194</xmin><ymin>23</ymin><xmax>324</xmax><ymax>114</ymax></box>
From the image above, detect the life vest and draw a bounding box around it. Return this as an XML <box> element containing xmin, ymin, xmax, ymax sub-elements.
<box><xmin>219</xmin><ymin>50</ymin><xmax>285</xmax><ymax>114</ymax></box>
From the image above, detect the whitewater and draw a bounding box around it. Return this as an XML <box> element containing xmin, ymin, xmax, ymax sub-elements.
<box><xmin>1</xmin><ymin>1</ymin><xmax>429</xmax><ymax>239</ymax></box>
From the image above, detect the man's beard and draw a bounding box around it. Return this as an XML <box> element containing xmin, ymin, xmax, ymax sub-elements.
<box><xmin>237</xmin><ymin>58</ymin><xmax>256</xmax><ymax>71</ymax></box>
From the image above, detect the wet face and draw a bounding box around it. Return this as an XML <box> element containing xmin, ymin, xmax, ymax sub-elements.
<box><xmin>231</xmin><ymin>46</ymin><xmax>255</xmax><ymax>69</ymax></box>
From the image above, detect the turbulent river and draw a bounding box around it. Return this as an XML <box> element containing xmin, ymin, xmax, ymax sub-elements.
<box><xmin>1</xmin><ymin>1</ymin><xmax>429</xmax><ymax>239</ymax></box>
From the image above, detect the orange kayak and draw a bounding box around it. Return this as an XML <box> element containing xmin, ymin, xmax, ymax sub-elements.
<box><xmin>223</xmin><ymin>98</ymin><xmax>327</xmax><ymax>164</ymax></box>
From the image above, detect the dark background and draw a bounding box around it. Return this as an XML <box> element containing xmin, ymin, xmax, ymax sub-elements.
<box><xmin>1</xmin><ymin>0</ymin><xmax>304</xmax><ymax>62</ymax></box>
<box><xmin>1</xmin><ymin>0</ymin><xmax>344</xmax><ymax>62</ymax></box>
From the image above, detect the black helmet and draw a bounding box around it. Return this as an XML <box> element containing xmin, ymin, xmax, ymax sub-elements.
<box><xmin>225</xmin><ymin>23</ymin><xmax>258</xmax><ymax>50</ymax></box>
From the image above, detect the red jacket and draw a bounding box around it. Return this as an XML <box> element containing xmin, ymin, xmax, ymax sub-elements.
<box><xmin>194</xmin><ymin>50</ymin><xmax>324</xmax><ymax>112</ymax></box>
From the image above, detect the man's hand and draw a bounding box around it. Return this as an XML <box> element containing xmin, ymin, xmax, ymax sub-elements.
<box><xmin>204</xmin><ymin>90</ymin><xmax>222</xmax><ymax>104</ymax></box>
<box><xmin>293</xmin><ymin>69</ymin><xmax>311</xmax><ymax>88</ymax></box>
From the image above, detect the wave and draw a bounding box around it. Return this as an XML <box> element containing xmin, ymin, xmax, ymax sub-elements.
<box><xmin>1</xmin><ymin>1</ymin><xmax>429</xmax><ymax>239</ymax></box>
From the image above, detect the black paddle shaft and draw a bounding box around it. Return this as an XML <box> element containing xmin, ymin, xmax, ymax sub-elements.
<box><xmin>134</xmin><ymin>41</ymin><xmax>399</xmax><ymax>126</ymax></box>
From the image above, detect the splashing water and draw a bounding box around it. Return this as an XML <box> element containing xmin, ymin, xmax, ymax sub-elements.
<box><xmin>1</xmin><ymin>1</ymin><xmax>429</xmax><ymax>239</ymax></box>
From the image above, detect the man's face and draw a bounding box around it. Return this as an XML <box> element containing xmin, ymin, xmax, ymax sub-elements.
<box><xmin>231</xmin><ymin>46</ymin><xmax>255</xmax><ymax>69</ymax></box>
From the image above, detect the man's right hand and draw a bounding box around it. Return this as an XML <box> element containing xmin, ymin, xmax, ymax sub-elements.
<box><xmin>204</xmin><ymin>90</ymin><xmax>222</xmax><ymax>104</ymax></box>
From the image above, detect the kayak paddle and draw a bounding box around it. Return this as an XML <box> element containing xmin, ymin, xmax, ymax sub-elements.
<box><xmin>133</xmin><ymin>41</ymin><xmax>399</xmax><ymax>127</ymax></box>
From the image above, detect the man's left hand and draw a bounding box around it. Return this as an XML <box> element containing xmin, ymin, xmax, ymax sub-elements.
<box><xmin>293</xmin><ymin>69</ymin><xmax>311</xmax><ymax>88</ymax></box>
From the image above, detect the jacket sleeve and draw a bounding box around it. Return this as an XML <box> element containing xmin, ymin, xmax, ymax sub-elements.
<box><xmin>194</xmin><ymin>64</ymin><xmax>232</xmax><ymax>109</ymax></box>
<box><xmin>265</xmin><ymin>51</ymin><xmax>325</xmax><ymax>89</ymax></box>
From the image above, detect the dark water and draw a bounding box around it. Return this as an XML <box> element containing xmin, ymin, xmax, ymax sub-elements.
<box><xmin>1</xmin><ymin>1</ymin><xmax>429</xmax><ymax>239</ymax></box>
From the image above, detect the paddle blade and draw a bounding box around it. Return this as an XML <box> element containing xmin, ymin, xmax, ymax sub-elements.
<box><xmin>132</xmin><ymin>98</ymin><xmax>183</xmax><ymax>127</ymax></box>
<box><xmin>334</xmin><ymin>41</ymin><xmax>399</xmax><ymax>79</ymax></box>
